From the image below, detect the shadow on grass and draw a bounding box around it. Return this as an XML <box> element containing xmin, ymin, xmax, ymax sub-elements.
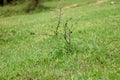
<box><xmin>25</xmin><ymin>4</ymin><xmax>53</xmax><ymax>13</ymax></box>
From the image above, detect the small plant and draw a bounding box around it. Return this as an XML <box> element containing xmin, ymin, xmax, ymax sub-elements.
<box><xmin>52</xmin><ymin>0</ymin><xmax>75</xmax><ymax>53</ymax></box>
<box><xmin>52</xmin><ymin>0</ymin><xmax>77</xmax><ymax>54</ymax></box>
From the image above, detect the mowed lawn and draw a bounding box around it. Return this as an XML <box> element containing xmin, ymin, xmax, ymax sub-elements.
<box><xmin>0</xmin><ymin>0</ymin><xmax>120</xmax><ymax>80</ymax></box>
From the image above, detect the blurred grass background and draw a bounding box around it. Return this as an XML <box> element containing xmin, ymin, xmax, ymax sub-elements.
<box><xmin>0</xmin><ymin>0</ymin><xmax>120</xmax><ymax>80</ymax></box>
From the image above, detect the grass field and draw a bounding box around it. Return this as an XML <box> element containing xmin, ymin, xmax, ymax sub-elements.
<box><xmin>0</xmin><ymin>0</ymin><xmax>120</xmax><ymax>80</ymax></box>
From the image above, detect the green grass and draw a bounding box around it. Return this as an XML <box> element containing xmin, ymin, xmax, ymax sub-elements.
<box><xmin>0</xmin><ymin>0</ymin><xmax>120</xmax><ymax>79</ymax></box>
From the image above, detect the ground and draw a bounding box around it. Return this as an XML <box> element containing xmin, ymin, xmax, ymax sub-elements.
<box><xmin>0</xmin><ymin>0</ymin><xmax>120</xmax><ymax>80</ymax></box>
